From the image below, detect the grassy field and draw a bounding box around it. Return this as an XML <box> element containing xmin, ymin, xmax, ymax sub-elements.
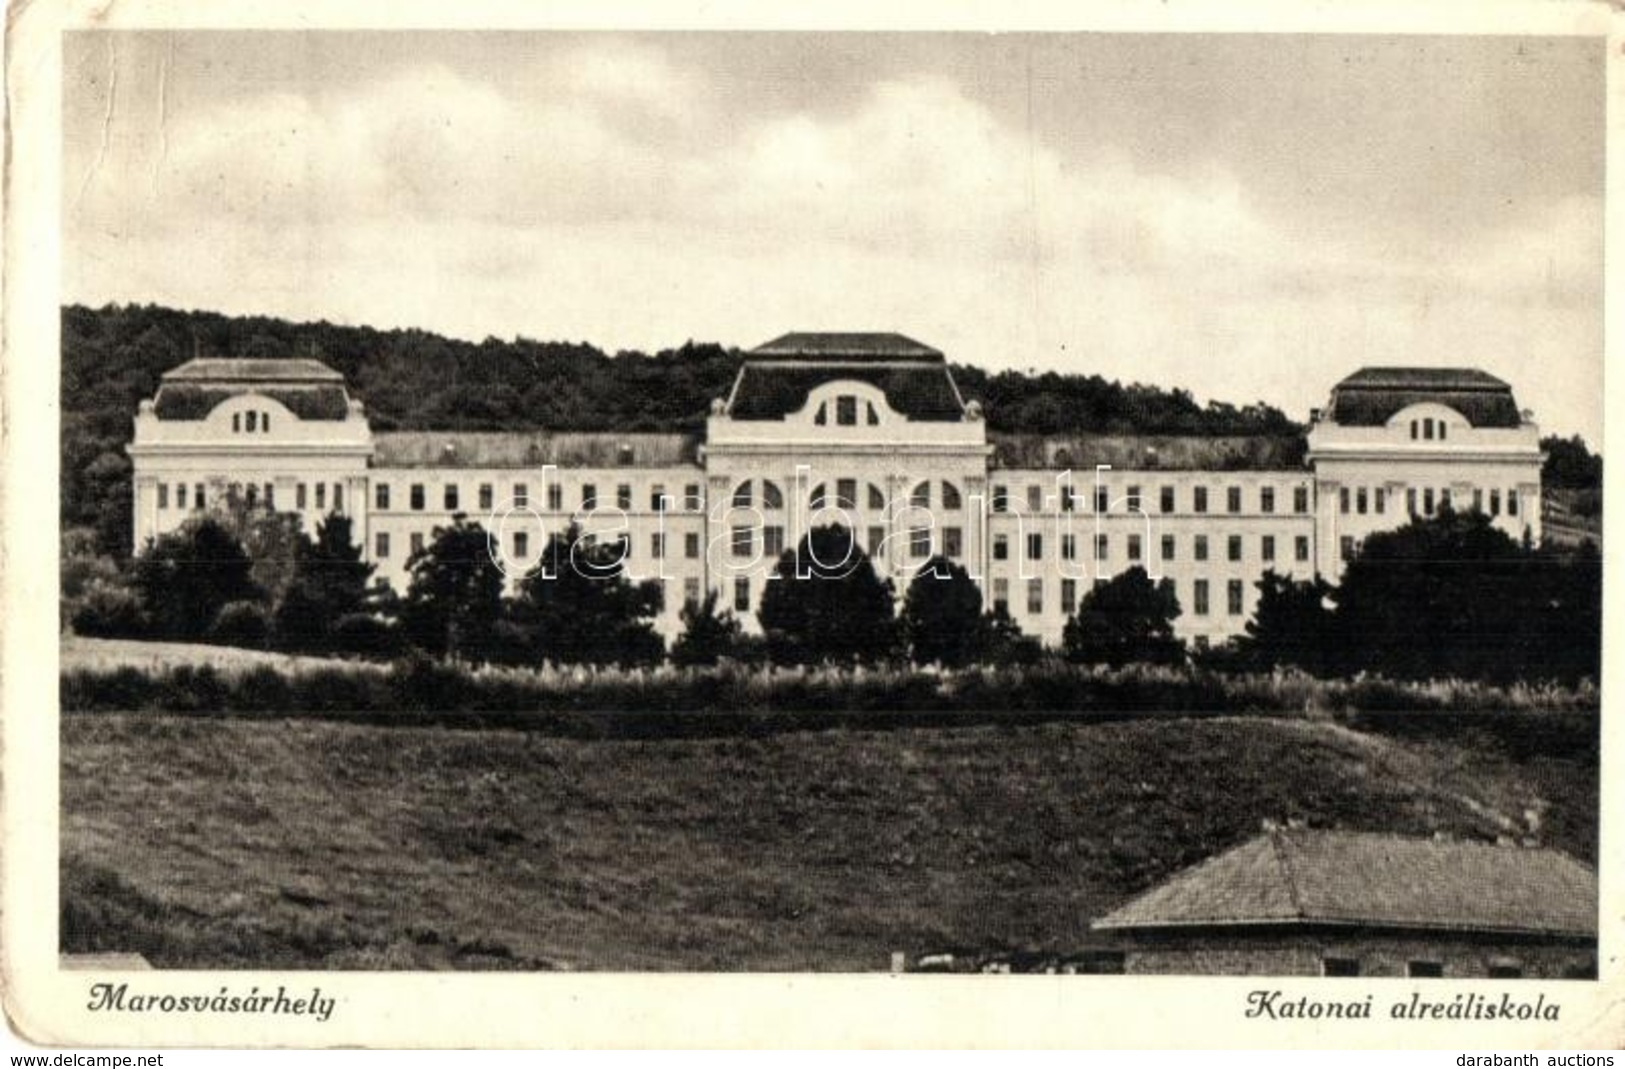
<box><xmin>61</xmin><ymin>710</ymin><xmax>1597</xmax><ymax>971</ymax></box>
<box><xmin>60</xmin><ymin>635</ymin><xmax>363</xmax><ymax>674</ymax></box>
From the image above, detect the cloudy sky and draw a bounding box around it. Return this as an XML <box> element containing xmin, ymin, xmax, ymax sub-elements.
<box><xmin>64</xmin><ymin>32</ymin><xmax>1604</xmax><ymax>443</ymax></box>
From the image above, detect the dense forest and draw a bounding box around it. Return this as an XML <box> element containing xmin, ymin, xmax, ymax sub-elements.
<box><xmin>60</xmin><ymin>302</ymin><xmax>1600</xmax><ymax>556</ymax></box>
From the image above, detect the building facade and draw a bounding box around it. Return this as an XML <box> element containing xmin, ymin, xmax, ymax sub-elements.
<box><xmin>126</xmin><ymin>333</ymin><xmax>1545</xmax><ymax>647</ymax></box>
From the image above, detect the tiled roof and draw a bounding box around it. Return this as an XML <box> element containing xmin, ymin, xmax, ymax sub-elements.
<box><xmin>1324</xmin><ymin>366</ymin><xmax>1523</xmax><ymax>428</ymax></box>
<box><xmin>372</xmin><ymin>431</ymin><xmax>702</xmax><ymax>469</ymax></box>
<box><xmin>1093</xmin><ymin>830</ymin><xmax>1596</xmax><ymax>938</ymax></box>
<box><xmin>161</xmin><ymin>358</ymin><xmax>346</xmax><ymax>384</ymax></box>
<box><xmin>751</xmin><ymin>333</ymin><xmax>944</xmax><ymax>362</ymax></box>
<box><xmin>991</xmin><ymin>433</ymin><xmax>1307</xmax><ymax>472</ymax></box>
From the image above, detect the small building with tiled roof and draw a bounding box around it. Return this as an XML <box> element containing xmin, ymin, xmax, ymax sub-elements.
<box><xmin>1092</xmin><ymin>829</ymin><xmax>1596</xmax><ymax>978</ymax></box>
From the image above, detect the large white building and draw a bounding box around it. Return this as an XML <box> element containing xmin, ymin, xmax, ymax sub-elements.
<box><xmin>127</xmin><ymin>334</ymin><xmax>1545</xmax><ymax>647</ymax></box>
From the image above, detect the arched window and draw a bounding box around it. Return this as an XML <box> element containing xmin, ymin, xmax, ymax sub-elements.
<box><xmin>232</xmin><ymin>413</ymin><xmax>241</xmax><ymax>432</ymax></box>
<box><xmin>868</xmin><ymin>485</ymin><xmax>886</xmax><ymax>510</ymax></box>
<box><xmin>942</xmin><ymin>481</ymin><xmax>962</xmax><ymax>510</ymax></box>
<box><xmin>1410</xmin><ymin>420</ymin><xmax>1418</xmax><ymax>440</ymax></box>
<box><xmin>762</xmin><ymin>480</ymin><xmax>784</xmax><ymax>510</ymax></box>
<box><xmin>262</xmin><ymin>411</ymin><xmax>271</xmax><ymax>432</ymax></box>
<box><xmin>245</xmin><ymin>411</ymin><xmax>258</xmax><ymax>433</ymax></box>
<box><xmin>733</xmin><ymin>481</ymin><xmax>753</xmax><ymax>508</ymax></box>
<box><xmin>911</xmin><ymin>481</ymin><xmax>931</xmax><ymax>509</ymax></box>
<box><xmin>1438</xmin><ymin>421</ymin><xmax>1447</xmax><ymax>441</ymax></box>
<box><xmin>810</xmin><ymin>483</ymin><xmax>826</xmax><ymax>510</ymax></box>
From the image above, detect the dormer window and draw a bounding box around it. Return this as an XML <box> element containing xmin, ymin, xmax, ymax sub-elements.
<box><xmin>246</xmin><ymin>411</ymin><xmax>258</xmax><ymax>432</ymax></box>
<box><xmin>836</xmin><ymin>396</ymin><xmax>858</xmax><ymax>426</ymax></box>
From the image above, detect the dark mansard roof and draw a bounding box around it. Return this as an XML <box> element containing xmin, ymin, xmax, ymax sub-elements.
<box><xmin>1093</xmin><ymin>829</ymin><xmax>1596</xmax><ymax>939</ymax></box>
<box><xmin>726</xmin><ymin>333</ymin><xmax>966</xmax><ymax>421</ymax></box>
<box><xmin>1323</xmin><ymin>367</ymin><xmax>1523</xmax><ymax>429</ymax></box>
<box><xmin>372</xmin><ymin>431</ymin><xmax>702</xmax><ymax>469</ymax></box>
<box><xmin>153</xmin><ymin>358</ymin><xmax>354</xmax><ymax>421</ymax></box>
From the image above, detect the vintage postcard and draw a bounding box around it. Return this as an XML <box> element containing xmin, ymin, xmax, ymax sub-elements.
<box><xmin>3</xmin><ymin>0</ymin><xmax>1620</xmax><ymax>1050</ymax></box>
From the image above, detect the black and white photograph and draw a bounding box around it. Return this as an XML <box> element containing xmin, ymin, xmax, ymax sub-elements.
<box><xmin>4</xmin><ymin>3</ymin><xmax>1617</xmax><ymax>1050</ymax></box>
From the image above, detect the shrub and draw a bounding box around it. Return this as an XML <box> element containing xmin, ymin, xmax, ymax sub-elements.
<box><xmin>329</xmin><ymin>613</ymin><xmax>404</xmax><ymax>660</ymax></box>
<box><xmin>70</xmin><ymin>582</ymin><xmax>148</xmax><ymax>639</ymax></box>
<box><xmin>207</xmin><ymin>601</ymin><xmax>271</xmax><ymax>650</ymax></box>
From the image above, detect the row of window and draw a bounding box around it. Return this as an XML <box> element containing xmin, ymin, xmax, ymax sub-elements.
<box><xmin>986</xmin><ymin>576</ymin><xmax>1249</xmax><ymax>617</ymax></box>
<box><xmin>1321</xmin><ymin>957</ymin><xmax>1523</xmax><ymax>979</ymax></box>
<box><xmin>991</xmin><ymin>482</ymin><xmax>1310</xmax><ymax>516</ymax></box>
<box><xmin>156</xmin><ymin>480</ymin><xmax>347</xmax><ymax>513</ymax></box>
<box><xmin>991</xmin><ymin>531</ymin><xmax>1310</xmax><ymax>565</ymax></box>
<box><xmin>229</xmin><ymin>410</ymin><xmax>273</xmax><ymax>433</ymax></box>
<box><xmin>1338</xmin><ymin>485</ymin><xmax>1521</xmax><ymax>518</ymax></box>
<box><xmin>375</xmin><ymin>480</ymin><xmax>708</xmax><ymax>514</ymax></box>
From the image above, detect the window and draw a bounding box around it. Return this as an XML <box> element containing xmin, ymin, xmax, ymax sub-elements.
<box><xmin>1126</xmin><ymin>485</ymin><xmax>1142</xmax><ymax>511</ymax></box>
<box><xmin>617</xmin><ymin>484</ymin><xmax>632</xmax><ymax>510</ymax></box>
<box><xmin>1261</xmin><ymin>535</ymin><xmax>1276</xmax><ymax>562</ymax></box>
<box><xmin>158</xmin><ymin>483</ymin><xmax>169</xmax><ymax>509</ymax></box>
<box><xmin>1227</xmin><ymin>579</ymin><xmax>1244</xmax><ymax>616</ymax></box>
<box><xmin>232</xmin><ymin>413</ymin><xmax>240</xmax><ymax>433</ymax></box>
<box><xmin>262</xmin><ymin>413</ymin><xmax>270</xmax><ymax>432</ymax></box>
<box><xmin>1194</xmin><ymin>535</ymin><xmax>1209</xmax><ymax>562</ymax></box>
<box><xmin>316</xmin><ymin>483</ymin><xmax>327</xmax><ymax>510</ymax></box>
<box><xmin>733</xmin><ymin>481</ymin><xmax>753</xmax><ymax>508</ymax></box>
<box><xmin>942</xmin><ymin>482</ymin><xmax>962</xmax><ymax>510</ymax></box>
<box><xmin>651</xmin><ymin>485</ymin><xmax>667</xmax><ymax>511</ymax></box>
<box><xmin>1440</xmin><ymin>488</ymin><xmax>1452</xmax><ymax>511</ymax></box>
<box><xmin>684</xmin><ymin>578</ymin><xmax>701</xmax><ymax>606</ymax></box>
<box><xmin>685</xmin><ymin>532</ymin><xmax>701</xmax><ymax>559</ymax></box>
<box><xmin>1295</xmin><ymin>535</ymin><xmax>1310</xmax><ymax>562</ymax></box>
<box><xmin>868</xmin><ymin>484</ymin><xmax>886</xmax><ymax>510</ymax></box>
<box><xmin>944</xmin><ymin>527</ymin><xmax>963</xmax><ymax>558</ymax></box>
<box><xmin>1128</xmin><ymin>534</ymin><xmax>1142</xmax><ymax>562</ymax></box>
<box><xmin>245</xmin><ymin>411</ymin><xmax>258</xmax><ymax>433</ymax></box>
<box><xmin>194</xmin><ymin>484</ymin><xmax>205</xmax><ymax>509</ymax></box>
<box><xmin>992</xmin><ymin>579</ymin><xmax>1009</xmax><ymax>614</ymax></box>
<box><xmin>1356</xmin><ymin>487</ymin><xmax>1367</xmax><ymax>515</ymax></box>
<box><xmin>731</xmin><ymin>525</ymin><xmax>754</xmax><ymax>558</ymax></box>
<box><xmin>1061</xmin><ymin>485</ymin><xmax>1077</xmax><ymax>512</ymax></box>
<box><xmin>763</xmin><ymin>481</ymin><xmax>784</xmax><ymax>510</ymax></box>
<box><xmin>1490</xmin><ymin>489</ymin><xmax>1501</xmax><ymax>516</ymax></box>
<box><xmin>1339</xmin><ymin>486</ymin><xmax>1350</xmax><ymax>514</ymax></box>
<box><xmin>546</xmin><ymin>484</ymin><xmax>561</xmax><ymax>511</ymax></box>
<box><xmin>1228</xmin><ymin>535</ymin><xmax>1242</xmax><ymax>562</ymax></box>
<box><xmin>1095</xmin><ymin>487</ymin><xmax>1109</xmax><ymax>513</ymax></box>
<box><xmin>1407</xmin><ymin>487</ymin><xmax>1418</xmax><ymax>515</ymax></box>
<box><xmin>1161</xmin><ymin>534</ymin><xmax>1175</xmax><ymax>561</ymax></box>
<box><xmin>1410</xmin><ymin>419</ymin><xmax>1419</xmax><ymax>440</ymax></box>
<box><xmin>993</xmin><ymin>534</ymin><xmax>1009</xmax><ymax>561</ymax></box>
<box><xmin>1226</xmin><ymin>487</ymin><xmax>1241</xmax><ymax>514</ymax></box>
<box><xmin>1407</xmin><ymin>961</ymin><xmax>1444</xmax><ymax>979</ymax></box>
<box><xmin>1061</xmin><ymin>579</ymin><xmax>1077</xmax><ymax>613</ymax></box>
<box><xmin>1487</xmin><ymin>962</ymin><xmax>1522</xmax><ymax>980</ymax></box>
<box><xmin>686</xmin><ymin>484</ymin><xmax>701</xmax><ymax>511</ymax></box>
<box><xmin>1423</xmin><ymin>419</ymin><xmax>1435</xmax><ymax>441</ymax></box>
<box><xmin>1322</xmin><ymin>958</ymin><xmax>1360</xmax><ymax>978</ymax></box>
<box><xmin>1508</xmin><ymin>490</ymin><xmax>1520</xmax><ymax>517</ymax></box>
<box><xmin>479</xmin><ymin>484</ymin><xmax>493</xmax><ymax>511</ymax></box>
<box><xmin>1294</xmin><ymin>486</ymin><xmax>1309</xmax><ymax>513</ymax></box>
<box><xmin>582</xmin><ymin>484</ymin><xmax>597</xmax><ymax>510</ymax></box>
<box><xmin>992</xmin><ymin>485</ymin><xmax>1008</xmax><ymax>513</ymax></box>
<box><xmin>1094</xmin><ymin>533</ymin><xmax>1109</xmax><ymax>561</ymax></box>
<box><xmin>410</xmin><ymin>484</ymin><xmax>425</xmax><ymax>511</ymax></box>
<box><xmin>176</xmin><ymin>484</ymin><xmax>188</xmax><ymax>509</ymax></box>
<box><xmin>1473</xmin><ymin>488</ymin><xmax>1484</xmax><ymax>513</ymax></box>
<box><xmin>1026</xmin><ymin>533</ymin><xmax>1043</xmax><ymax>561</ymax></box>
<box><xmin>1027</xmin><ymin>579</ymin><xmax>1043</xmax><ymax>615</ymax></box>
<box><xmin>836</xmin><ymin>479</ymin><xmax>857</xmax><ymax>509</ymax></box>
<box><xmin>1341</xmin><ymin>535</ymin><xmax>1356</xmax><ymax>561</ymax></box>
<box><xmin>1061</xmin><ymin>534</ymin><xmax>1077</xmax><ymax>561</ymax></box>
<box><xmin>333</xmin><ymin>484</ymin><xmax>343</xmax><ymax>512</ymax></box>
<box><xmin>734</xmin><ymin>577</ymin><xmax>751</xmax><ymax>613</ymax></box>
<box><xmin>868</xmin><ymin>526</ymin><xmax>886</xmax><ymax>556</ymax></box>
<box><xmin>764</xmin><ymin>525</ymin><xmax>785</xmax><ymax>559</ymax></box>
<box><xmin>375</xmin><ymin>532</ymin><xmax>390</xmax><ymax>558</ymax></box>
<box><xmin>1027</xmin><ymin>485</ymin><xmax>1043</xmax><ymax>513</ymax></box>
<box><xmin>1194</xmin><ymin>580</ymin><xmax>1210</xmax><ymax>615</ymax></box>
<box><xmin>814</xmin><ymin>402</ymin><xmax>827</xmax><ymax>426</ymax></box>
<box><xmin>912</xmin><ymin>528</ymin><xmax>932</xmax><ymax>559</ymax></box>
<box><xmin>1424</xmin><ymin>488</ymin><xmax>1436</xmax><ymax>514</ymax></box>
<box><xmin>1375</xmin><ymin>488</ymin><xmax>1386</xmax><ymax>514</ymax></box>
<box><xmin>444</xmin><ymin>484</ymin><xmax>459</xmax><ymax>511</ymax></box>
<box><xmin>410</xmin><ymin>532</ymin><xmax>425</xmax><ymax>556</ymax></box>
<box><xmin>650</xmin><ymin>532</ymin><xmax>666</xmax><ymax>559</ymax></box>
<box><xmin>836</xmin><ymin>395</ymin><xmax>858</xmax><ymax>426</ymax></box>
<box><xmin>1194</xmin><ymin>487</ymin><xmax>1208</xmax><ymax>514</ymax></box>
<box><xmin>265</xmin><ymin>484</ymin><xmax>276</xmax><ymax>510</ymax></box>
<box><xmin>375</xmin><ymin>483</ymin><xmax>390</xmax><ymax>510</ymax></box>
<box><xmin>1260</xmin><ymin>487</ymin><xmax>1275</xmax><ymax>513</ymax></box>
<box><xmin>513</xmin><ymin>532</ymin><xmax>529</xmax><ymax>559</ymax></box>
<box><xmin>1160</xmin><ymin>486</ymin><xmax>1176</xmax><ymax>513</ymax></box>
<box><xmin>1439</xmin><ymin>421</ymin><xmax>1448</xmax><ymax>441</ymax></box>
<box><xmin>911</xmin><ymin>482</ymin><xmax>931</xmax><ymax>509</ymax></box>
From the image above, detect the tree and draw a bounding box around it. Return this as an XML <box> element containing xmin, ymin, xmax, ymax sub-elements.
<box><xmin>1062</xmin><ymin>567</ymin><xmax>1184</xmax><ymax>667</ymax></box>
<box><xmin>129</xmin><ymin>518</ymin><xmax>262</xmax><ymax>641</ymax></box>
<box><xmin>670</xmin><ymin>589</ymin><xmax>746</xmax><ymax>667</ymax></box>
<box><xmin>271</xmin><ymin>514</ymin><xmax>375</xmax><ymax>653</ymax></box>
<box><xmin>1332</xmin><ymin>507</ymin><xmax>1598</xmax><ymax>682</ymax></box>
<box><xmin>756</xmin><ymin>524</ymin><xmax>899</xmax><ymax>664</ymax></box>
<box><xmin>1237</xmin><ymin>571</ymin><xmax>1337</xmax><ymax>674</ymax></box>
<box><xmin>399</xmin><ymin>514</ymin><xmax>507</xmax><ymax>662</ymax></box>
<box><xmin>514</xmin><ymin>525</ymin><xmax>664</xmax><ymax>666</ymax></box>
<box><xmin>977</xmin><ymin>606</ymin><xmax>1043</xmax><ymax>666</ymax></box>
<box><xmin>1541</xmin><ymin>434</ymin><xmax>1602</xmax><ymax>490</ymax></box>
<box><xmin>900</xmin><ymin>556</ymin><xmax>983</xmax><ymax>667</ymax></box>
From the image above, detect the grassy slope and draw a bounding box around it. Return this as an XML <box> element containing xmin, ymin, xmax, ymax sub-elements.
<box><xmin>61</xmin><ymin>712</ymin><xmax>1596</xmax><ymax>971</ymax></box>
